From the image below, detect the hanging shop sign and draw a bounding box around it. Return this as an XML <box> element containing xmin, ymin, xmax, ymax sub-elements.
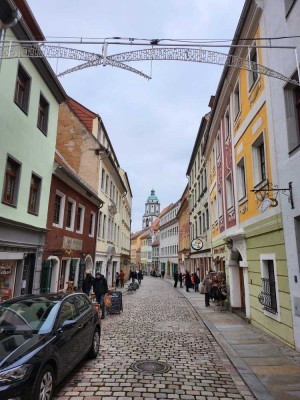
<box><xmin>191</xmin><ymin>238</ymin><xmax>204</xmax><ymax>251</ymax></box>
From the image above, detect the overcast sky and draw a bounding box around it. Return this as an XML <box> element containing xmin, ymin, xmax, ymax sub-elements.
<box><xmin>27</xmin><ymin>0</ymin><xmax>245</xmax><ymax>232</ymax></box>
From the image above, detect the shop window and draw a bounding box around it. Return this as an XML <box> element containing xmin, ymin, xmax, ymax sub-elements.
<box><xmin>252</xmin><ymin>132</ymin><xmax>267</xmax><ymax>186</ymax></box>
<box><xmin>28</xmin><ymin>173</ymin><xmax>42</xmax><ymax>215</ymax></box>
<box><xmin>37</xmin><ymin>93</ymin><xmax>49</xmax><ymax>135</ymax></box>
<box><xmin>248</xmin><ymin>45</ymin><xmax>259</xmax><ymax>90</ymax></box>
<box><xmin>237</xmin><ymin>157</ymin><xmax>247</xmax><ymax>200</ymax></box>
<box><xmin>284</xmin><ymin>73</ymin><xmax>300</xmax><ymax>153</ymax></box>
<box><xmin>233</xmin><ymin>81</ymin><xmax>241</xmax><ymax>120</ymax></box>
<box><xmin>14</xmin><ymin>63</ymin><xmax>31</xmax><ymax>114</ymax></box>
<box><xmin>66</xmin><ymin>199</ymin><xmax>76</xmax><ymax>230</ymax></box>
<box><xmin>53</xmin><ymin>192</ymin><xmax>65</xmax><ymax>228</ymax></box>
<box><xmin>76</xmin><ymin>205</ymin><xmax>85</xmax><ymax>233</ymax></box>
<box><xmin>2</xmin><ymin>156</ymin><xmax>21</xmax><ymax>207</ymax></box>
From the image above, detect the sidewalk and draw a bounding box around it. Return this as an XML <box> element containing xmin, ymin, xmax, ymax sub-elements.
<box><xmin>166</xmin><ymin>279</ymin><xmax>300</xmax><ymax>400</ymax></box>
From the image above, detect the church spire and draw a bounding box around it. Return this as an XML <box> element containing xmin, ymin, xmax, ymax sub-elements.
<box><xmin>142</xmin><ymin>189</ymin><xmax>160</xmax><ymax>228</ymax></box>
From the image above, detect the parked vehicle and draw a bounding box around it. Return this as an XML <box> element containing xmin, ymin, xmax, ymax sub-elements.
<box><xmin>0</xmin><ymin>293</ymin><xmax>101</xmax><ymax>400</ymax></box>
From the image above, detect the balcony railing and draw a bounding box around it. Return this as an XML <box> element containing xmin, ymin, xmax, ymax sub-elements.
<box><xmin>258</xmin><ymin>278</ymin><xmax>278</xmax><ymax>314</ymax></box>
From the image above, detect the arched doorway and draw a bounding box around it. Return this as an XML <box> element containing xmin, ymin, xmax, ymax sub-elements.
<box><xmin>227</xmin><ymin>249</ymin><xmax>247</xmax><ymax>317</ymax></box>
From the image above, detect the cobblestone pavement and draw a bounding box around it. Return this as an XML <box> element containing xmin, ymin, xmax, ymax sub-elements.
<box><xmin>54</xmin><ymin>277</ymin><xmax>255</xmax><ymax>400</ymax></box>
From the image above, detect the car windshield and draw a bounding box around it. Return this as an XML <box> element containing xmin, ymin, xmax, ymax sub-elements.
<box><xmin>0</xmin><ymin>298</ymin><xmax>60</xmax><ymax>334</ymax></box>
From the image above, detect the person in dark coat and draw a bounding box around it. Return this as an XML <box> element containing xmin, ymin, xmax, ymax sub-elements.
<box><xmin>185</xmin><ymin>270</ymin><xmax>192</xmax><ymax>292</ymax></box>
<box><xmin>138</xmin><ymin>270</ymin><xmax>143</xmax><ymax>284</ymax></box>
<box><xmin>179</xmin><ymin>272</ymin><xmax>183</xmax><ymax>288</ymax></box>
<box><xmin>93</xmin><ymin>272</ymin><xmax>108</xmax><ymax>319</ymax></box>
<box><xmin>174</xmin><ymin>271</ymin><xmax>179</xmax><ymax>288</ymax></box>
<box><xmin>193</xmin><ymin>272</ymin><xmax>200</xmax><ymax>292</ymax></box>
<box><xmin>115</xmin><ymin>272</ymin><xmax>120</xmax><ymax>288</ymax></box>
<box><xmin>161</xmin><ymin>270</ymin><xmax>165</xmax><ymax>279</ymax></box>
<box><xmin>130</xmin><ymin>270</ymin><xmax>135</xmax><ymax>283</ymax></box>
<box><xmin>82</xmin><ymin>272</ymin><xmax>94</xmax><ymax>296</ymax></box>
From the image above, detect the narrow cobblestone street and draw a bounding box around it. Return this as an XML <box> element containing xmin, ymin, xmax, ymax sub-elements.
<box><xmin>54</xmin><ymin>277</ymin><xmax>254</xmax><ymax>400</ymax></box>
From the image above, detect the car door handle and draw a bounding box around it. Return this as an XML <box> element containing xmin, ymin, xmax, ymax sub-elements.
<box><xmin>78</xmin><ymin>324</ymin><xmax>83</xmax><ymax>329</ymax></box>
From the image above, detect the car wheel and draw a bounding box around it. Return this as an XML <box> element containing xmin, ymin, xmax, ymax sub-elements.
<box><xmin>29</xmin><ymin>364</ymin><xmax>55</xmax><ymax>400</ymax></box>
<box><xmin>88</xmin><ymin>328</ymin><xmax>100</xmax><ymax>359</ymax></box>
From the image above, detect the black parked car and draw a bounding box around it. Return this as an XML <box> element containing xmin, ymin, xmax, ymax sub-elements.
<box><xmin>0</xmin><ymin>292</ymin><xmax>101</xmax><ymax>400</ymax></box>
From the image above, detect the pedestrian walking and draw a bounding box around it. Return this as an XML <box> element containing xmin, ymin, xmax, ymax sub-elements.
<box><xmin>130</xmin><ymin>270</ymin><xmax>135</xmax><ymax>283</ymax></box>
<box><xmin>120</xmin><ymin>270</ymin><xmax>125</xmax><ymax>287</ymax></box>
<box><xmin>161</xmin><ymin>270</ymin><xmax>165</xmax><ymax>279</ymax></box>
<box><xmin>82</xmin><ymin>272</ymin><xmax>94</xmax><ymax>297</ymax></box>
<box><xmin>179</xmin><ymin>272</ymin><xmax>183</xmax><ymax>288</ymax></box>
<box><xmin>115</xmin><ymin>271</ymin><xmax>120</xmax><ymax>288</ymax></box>
<box><xmin>93</xmin><ymin>272</ymin><xmax>109</xmax><ymax>319</ymax></box>
<box><xmin>174</xmin><ymin>271</ymin><xmax>179</xmax><ymax>288</ymax></box>
<box><xmin>185</xmin><ymin>270</ymin><xmax>192</xmax><ymax>292</ymax></box>
<box><xmin>193</xmin><ymin>272</ymin><xmax>200</xmax><ymax>292</ymax></box>
<box><xmin>202</xmin><ymin>274</ymin><xmax>212</xmax><ymax>307</ymax></box>
<box><xmin>138</xmin><ymin>270</ymin><xmax>143</xmax><ymax>284</ymax></box>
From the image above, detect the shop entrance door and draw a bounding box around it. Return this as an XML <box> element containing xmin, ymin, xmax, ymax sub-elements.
<box><xmin>22</xmin><ymin>254</ymin><xmax>35</xmax><ymax>294</ymax></box>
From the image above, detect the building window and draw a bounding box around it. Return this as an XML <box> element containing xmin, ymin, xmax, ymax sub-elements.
<box><xmin>53</xmin><ymin>192</ymin><xmax>65</xmax><ymax>228</ymax></box>
<box><xmin>259</xmin><ymin>255</ymin><xmax>279</xmax><ymax>317</ymax></box>
<box><xmin>206</xmin><ymin>208</ymin><xmax>209</xmax><ymax>230</ymax></box>
<box><xmin>37</xmin><ymin>93</ymin><xmax>49</xmax><ymax>134</ymax></box>
<box><xmin>2</xmin><ymin>156</ymin><xmax>21</xmax><ymax>206</ymax></box>
<box><xmin>105</xmin><ymin>174</ymin><xmax>109</xmax><ymax>194</ymax></box>
<box><xmin>226</xmin><ymin>173</ymin><xmax>234</xmax><ymax>209</ymax></box>
<box><xmin>225</xmin><ymin>111</ymin><xmax>231</xmax><ymax>140</ymax></box>
<box><xmin>285</xmin><ymin>0</ymin><xmax>296</xmax><ymax>16</ymax></box>
<box><xmin>252</xmin><ymin>133</ymin><xmax>267</xmax><ymax>186</ymax></box>
<box><xmin>237</xmin><ymin>157</ymin><xmax>247</xmax><ymax>200</ymax></box>
<box><xmin>76</xmin><ymin>205</ymin><xmax>85</xmax><ymax>233</ymax></box>
<box><xmin>89</xmin><ymin>212</ymin><xmax>96</xmax><ymax>237</ymax></box>
<box><xmin>66</xmin><ymin>199</ymin><xmax>75</xmax><ymax>230</ymax></box>
<box><xmin>248</xmin><ymin>45</ymin><xmax>259</xmax><ymax>90</ymax></box>
<box><xmin>102</xmin><ymin>214</ymin><xmax>107</xmax><ymax>239</ymax></box>
<box><xmin>216</xmin><ymin>132</ymin><xmax>221</xmax><ymax>159</ymax></box>
<box><xmin>14</xmin><ymin>63</ymin><xmax>31</xmax><ymax>113</ymax></box>
<box><xmin>217</xmin><ymin>190</ymin><xmax>223</xmax><ymax>219</ymax></box>
<box><xmin>98</xmin><ymin>211</ymin><xmax>103</xmax><ymax>238</ymax></box>
<box><xmin>284</xmin><ymin>74</ymin><xmax>300</xmax><ymax>153</ymax></box>
<box><xmin>233</xmin><ymin>81</ymin><xmax>241</xmax><ymax>120</ymax></box>
<box><xmin>28</xmin><ymin>173</ymin><xmax>41</xmax><ymax>215</ymax></box>
<box><xmin>101</xmin><ymin>168</ymin><xmax>105</xmax><ymax>190</ymax></box>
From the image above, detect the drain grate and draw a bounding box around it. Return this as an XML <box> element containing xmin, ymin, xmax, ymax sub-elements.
<box><xmin>131</xmin><ymin>360</ymin><xmax>171</xmax><ymax>374</ymax></box>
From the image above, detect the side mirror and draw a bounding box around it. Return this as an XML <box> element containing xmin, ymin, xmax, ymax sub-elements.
<box><xmin>58</xmin><ymin>319</ymin><xmax>75</xmax><ymax>332</ymax></box>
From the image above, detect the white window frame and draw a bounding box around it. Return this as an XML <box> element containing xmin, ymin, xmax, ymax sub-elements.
<box><xmin>248</xmin><ymin>43</ymin><xmax>259</xmax><ymax>92</ymax></box>
<box><xmin>76</xmin><ymin>204</ymin><xmax>85</xmax><ymax>234</ymax></box>
<box><xmin>225</xmin><ymin>109</ymin><xmax>231</xmax><ymax>140</ymax></box>
<box><xmin>89</xmin><ymin>211</ymin><xmax>96</xmax><ymax>237</ymax></box>
<box><xmin>65</xmin><ymin>198</ymin><xmax>76</xmax><ymax>231</ymax></box>
<box><xmin>233</xmin><ymin>80</ymin><xmax>241</xmax><ymax>121</ymax></box>
<box><xmin>53</xmin><ymin>190</ymin><xmax>65</xmax><ymax>228</ymax></box>
<box><xmin>217</xmin><ymin>190</ymin><xmax>223</xmax><ymax>219</ymax></box>
<box><xmin>226</xmin><ymin>173</ymin><xmax>234</xmax><ymax>209</ymax></box>
<box><xmin>251</xmin><ymin>131</ymin><xmax>267</xmax><ymax>188</ymax></box>
<box><xmin>260</xmin><ymin>253</ymin><xmax>281</xmax><ymax>321</ymax></box>
<box><xmin>237</xmin><ymin>157</ymin><xmax>247</xmax><ymax>201</ymax></box>
<box><xmin>284</xmin><ymin>75</ymin><xmax>300</xmax><ymax>153</ymax></box>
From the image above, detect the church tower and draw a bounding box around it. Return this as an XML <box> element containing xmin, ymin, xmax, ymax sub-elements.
<box><xmin>143</xmin><ymin>189</ymin><xmax>160</xmax><ymax>228</ymax></box>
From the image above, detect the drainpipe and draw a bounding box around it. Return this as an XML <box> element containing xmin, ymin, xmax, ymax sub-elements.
<box><xmin>0</xmin><ymin>8</ymin><xmax>22</xmax><ymax>69</ymax></box>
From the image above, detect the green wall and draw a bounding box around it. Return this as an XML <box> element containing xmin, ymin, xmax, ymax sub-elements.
<box><xmin>245</xmin><ymin>214</ymin><xmax>294</xmax><ymax>347</ymax></box>
<box><xmin>0</xmin><ymin>29</ymin><xmax>59</xmax><ymax>229</ymax></box>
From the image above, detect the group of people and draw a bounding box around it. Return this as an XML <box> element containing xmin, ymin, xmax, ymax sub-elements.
<box><xmin>173</xmin><ymin>270</ymin><xmax>224</xmax><ymax>308</ymax></box>
<box><xmin>81</xmin><ymin>269</ymin><xmax>126</xmax><ymax>319</ymax></box>
<box><xmin>130</xmin><ymin>269</ymin><xmax>144</xmax><ymax>284</ymax></box>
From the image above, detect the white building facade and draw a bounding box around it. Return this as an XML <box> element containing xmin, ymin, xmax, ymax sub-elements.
<box><xmin>160</xmin><ymin>202</ymin><xmax>180</xmax><ymax>277</ymax></box>
<box><xmin>258</xmin><ymin>0</ymin><xmax>300</xmax><ymax>350</ymax></box>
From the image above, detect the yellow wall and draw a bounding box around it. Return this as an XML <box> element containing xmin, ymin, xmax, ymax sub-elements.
<box><xmin>235</xmin><ymin>103</ymin><xmax>272</xmax><ymax>223</ymax></box>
